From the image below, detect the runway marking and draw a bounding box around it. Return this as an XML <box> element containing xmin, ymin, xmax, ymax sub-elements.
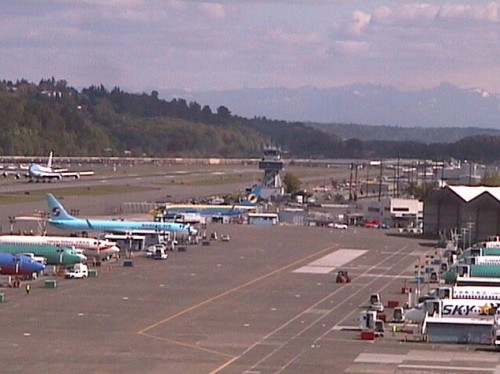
<box><xmin>219</xmin><ymin>245</ymin><xmax>414</xmax><ymax>374</ymax></box>
<box><xmin>399</xmin><ymin>364</ymin><xmax>493</xmax><ymax>372</ymax></box>
<box><xmin>292</xmin><ymin>249</ymin><xmax>368</xmax><ymax>274</ymax></box>
<box><xmin>358</xmin><ymin>274</ymin><xmax>410</xmax><ymax>279</ymax></box>
<box><xmin>355</xmin><ymin>353</ymin><xmax>405</xmax><ymax>364</ymax></box>
<box><xmin>292</xmin><ymin>265</ymin><xmax>333</xmax><ymax>274</ymax></box>
<box><xmin>406</xmin><ymin>350</ymin><xmax>498</xmax><ymax>363</ymax></box>
<box><xmin>138</xmin><ymin>243</ymin><xmax>341</xmax><ymax>357</ymax></box>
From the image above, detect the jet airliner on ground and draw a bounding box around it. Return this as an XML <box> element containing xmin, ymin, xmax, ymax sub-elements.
<box><xmin>3</xmin><ymin>151</ymin><xmax>94</xmax><ymax>181</ymax></box>
<box><xmin>0</xmin><ymin>252</ymin><xmax>46</xmax><ymax>275</ymax></box>
<box><xmin>0</xmin><ymin>235</ymin><xmax>120</xmax><ymax>260</ymax></box>
<box><xmin>47</xmin><ymin>194</ymin><xmax>196</xmax><ymax>236</ymax></box>
<box><xmin>0</xmin><ymin>243</ymin><xmax>86</xmax><ymax>266</ymax></box>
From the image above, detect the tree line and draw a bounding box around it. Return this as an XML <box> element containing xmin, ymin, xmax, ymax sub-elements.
<box><xmin>1</xmin><ymin>77</ymin><xmax>500</xmax><ymax>162</ymax></box>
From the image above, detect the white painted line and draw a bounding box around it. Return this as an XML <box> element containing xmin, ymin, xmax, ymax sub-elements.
<box><xmin>355</xmin><ymin>353</ymin><xmax>405</xmax><ymax>364</ymax></box>
<box><xmin>358</xmin><ymin>274</ymin><xmax>410</xmax><ymax>279</ymax></box>
<box><xmin>308</xmin><ymin>249</ymin><xmax>368</xmax><ymax>267</ymax></box>
<box><xmin>293</xmin><ymin>249</ymin><xmax>367</xmax><ymax>274</ymax></box>
<box><xmin>292</xmin><ymin>266</ymin><xmax>333</xmax><ymax>274</ymax></box>
<box><xmin>399</xmin><ymin>364</ymin><xmax>492</xmax><ymax>372</ymax></box>
<box><xmin>407</xmin><ymin>350</ymin><xmax>498</xmax><ymax>363</ymax></box>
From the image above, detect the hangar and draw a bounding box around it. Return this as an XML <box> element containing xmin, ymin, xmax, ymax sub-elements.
<box><xmin>424</xmin><ymin>186</ymin><xmax>500</xmax><ymax>242</ymax></box>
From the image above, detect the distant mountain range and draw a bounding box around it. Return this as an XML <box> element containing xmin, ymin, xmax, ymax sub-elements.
<box><xmin>159</xmin><ymin>82</ymin><xmax>500</xmax><ymax>130</ymax></box>
<box><xmin>306</xmin><ymin>123</ymin><xmax>500</xmax><ymax>144</ymax></box>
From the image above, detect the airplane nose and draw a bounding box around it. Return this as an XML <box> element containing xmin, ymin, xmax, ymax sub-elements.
<box><xmin>36</xmin><ymin>262</ymin><xmax>46</xmax><ymax>272</ymax></box>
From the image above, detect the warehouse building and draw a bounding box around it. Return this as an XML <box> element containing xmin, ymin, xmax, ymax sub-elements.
<box><xmin>423</xmin><ymin>186</ymin><xmax>500</xmax><ymax>242</ymax></box>
<box><xmin>363</xmin><ymin>198</ymin><xmax>423</xmax><ymax>229</ymax></box>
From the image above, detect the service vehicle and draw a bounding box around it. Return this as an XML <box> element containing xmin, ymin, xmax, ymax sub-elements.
<box><xmin>64</xmin><ymin>263</ymin><xmax>88</xmax><ymax>279</ymax></box>
<box><xmin>153</xmin><ymin>246</ymin><xmax>168</xmax><ymax>260</ymax></box>
<box><xmin>336</xmin><ymin>270</ymin><xmax>351</xmax><ymax>283</ymax></box>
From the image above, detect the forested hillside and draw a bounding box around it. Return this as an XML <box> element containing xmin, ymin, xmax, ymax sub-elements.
<box><xmin>2</xmin><ymin>78</ymin><xmax>500</xmax><ymax>163</ymax></box>
<box><xmin>0</xmin><ymin>78</ymin><xmax>345</xmax><ymax>158</ymax></box>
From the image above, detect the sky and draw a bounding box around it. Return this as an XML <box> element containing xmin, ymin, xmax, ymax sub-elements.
<box><xmin>1</xmin><ymin>0</ymin><xmax>499</xmax><ymax>94</ymax></box>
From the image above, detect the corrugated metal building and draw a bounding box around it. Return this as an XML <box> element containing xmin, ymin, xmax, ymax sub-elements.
<box><xmin>424</xmin><ymin>186</ymin><xmax>500</xmax><ymax>241</ymax></box>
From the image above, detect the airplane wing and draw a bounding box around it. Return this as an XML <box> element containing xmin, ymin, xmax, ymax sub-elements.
<box><xmin>2</xmin><ymin>170</ymin><xmax>29</xmax><ymax>179</ymax></box>
<box><xmin>30</xmin><ymin>169</ymin><xmax>94</xmax><ymax>180</ymax></box>
<box><xmin>59</xmin><ymin>170</ymin><xmax>95</xmax><ymax>179</ymax></box>
<box><xmin>2</xmin><ymin>164</ymin><xmax>29</xmax><ymax>179</ymax></box>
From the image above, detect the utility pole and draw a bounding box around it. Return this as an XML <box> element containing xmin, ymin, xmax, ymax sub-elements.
<box><xmin>396</xmin><ymin>156</ymin><xmax>400</xmax><ymax>198</ymax></box>
<box><xmin>354</xmin><ymin>163</ymin><xmax>358</xmax><ymax>201</ymax></box>
<box><xmin>349</xmin><ymin>163</ymin><xmax>353</xmax><ymax>200</ymax></box>
<box><xmin>378</xmin><ymin>160</ymin><xmax>383</xmax><ymax>202</ymax></box>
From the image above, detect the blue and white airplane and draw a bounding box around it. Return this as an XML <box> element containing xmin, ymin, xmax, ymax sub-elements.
<box><xmin>28</xmin><ymin>151</ymin><xmax>94</xmax><ymax>181</ymax></box>
<box><xmin>47</xmin><ymin>194</ymin><xmax>196</xmax><ymax>236</ymax></box>
<box><xmin>4</xmin><ymin>152</ymin><xmax>94</xmax><ymax>181</ymax></box>
<box><xmin>0</xmin><ymin>252</ymin><xmax>46</xmax><ymax>276</ymax></box>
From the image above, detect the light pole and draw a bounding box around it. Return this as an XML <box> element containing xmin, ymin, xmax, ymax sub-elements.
<box><xmin>8</xmin><ymin>216</ymin><xmax>15</xmax><ymax>234</ymax></box>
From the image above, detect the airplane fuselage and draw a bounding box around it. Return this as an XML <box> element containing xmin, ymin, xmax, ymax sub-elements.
<box><xmin>0</xmin><ymin>252</ymin><xmax>46</xmax><ymax>275</ymax></box>
<box><xmin>0</xmin><ymin>235</ymin><xmax>119</xmax><ymax>259</ymax></box>
<box><xmin>0</xmin><ymin>243</ymin><xmax>86</xmax><ymax>265</ymax></box>
<box><xmin>49</xmin><ymin>218</ymin><xmax>193</xmax><ymax>235</ymax></box>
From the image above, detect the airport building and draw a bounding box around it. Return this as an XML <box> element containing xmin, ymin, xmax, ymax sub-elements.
<box><xmin>423</xmin><ymin>186</ymin><xmax>500</xmax><ymax>242</ymax></box>
<box><xmin>362</xmin><ymin>198</ymin><xmax>423</xmax><ymax>229</ymax></box>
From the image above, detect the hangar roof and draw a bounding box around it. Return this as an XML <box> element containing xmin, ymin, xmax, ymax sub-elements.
<box><xmin>447</xmin><ymin>186</ymin><xmax>500</xmax><ymax>203</ymax></box>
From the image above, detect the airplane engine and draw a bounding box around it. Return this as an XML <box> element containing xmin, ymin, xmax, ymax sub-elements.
<box><xmin>2</xmin><ymin>172</ymin><xmax>7</xmax><ymax>178</ymax></box>
<box><xmin>248</xmin><ymin>194</ymin><xmax>258</xmax><ymax>204</ymax></box>
<box><xmin>74</xmin><ymin>174</ymin><xmax>81</xmax><ymax>179</ymax></box>
<box><xmin>15</xmin><ymin>173</ymin><xmax>21</xmax><ymax>179</ymax></box>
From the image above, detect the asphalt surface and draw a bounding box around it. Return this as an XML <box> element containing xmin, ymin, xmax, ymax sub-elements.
<box><xmin>1</xmin><ymin>168</ymin><xmax>500</xmax><ymax>373</ymax></box>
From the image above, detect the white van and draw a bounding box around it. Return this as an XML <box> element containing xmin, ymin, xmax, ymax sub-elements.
<box><xmin>65</xmin><ymin>264</ymin><xmax>89</xmax><ymax>279</ymax></box>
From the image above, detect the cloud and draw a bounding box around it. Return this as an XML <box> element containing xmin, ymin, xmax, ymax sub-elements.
<box><xmin>0</xmin><ymin>1</ymin><xmax>499</xmax><ymax>93</ymax></box>
<box><xmin>348</xmin><ymin>11</ymin><xmax>371</xmax><ymax>35</ymax></box>
<box><xmin>437</xmin><ymin>3</ymin><xmax>500</xmax><ymax>22</ymax></box>
<box><xmin>200</xmin><ymin>2</ymin><xmax>226</xmax><ymax>19</ymax></box>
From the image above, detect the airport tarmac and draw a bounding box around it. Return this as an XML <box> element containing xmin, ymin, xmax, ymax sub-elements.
<box><xmin>2</xmin><ymin>221</ymin><xmax>500</xmax><ymax>374</ymax></box>
<box><xmin>1</xmin><ymin>169</ymin><xmax>500</xmax><ymax>373</ymax></box>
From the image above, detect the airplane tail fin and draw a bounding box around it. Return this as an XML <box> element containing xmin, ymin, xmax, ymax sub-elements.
<box><xmin>46</xmin><ymin>193</ymin><xmax>75</xmax><ymax>221</ymax></box>
<box><xmin>47</xmin><ymin>151</ymin><xmax>53</xmax><ymax>169</ymax></box>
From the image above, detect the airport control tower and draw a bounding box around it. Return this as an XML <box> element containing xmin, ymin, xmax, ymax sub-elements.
<box><xmin>249</xmin><ymin>146</ymin><xmax>284</xmax><ymax>201</ymax></box>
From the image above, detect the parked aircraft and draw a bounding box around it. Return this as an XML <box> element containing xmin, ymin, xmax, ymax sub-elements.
<box><xmin>0</xmin><ymin>235</ymin><xmax>120</xmax><ymax>260</ymax></box>
<box><xmin>3</xmin><ymin>151</ymin><xmax>94</xmax><ymax>181</ymax></box>
<box><xmin>46</xmin><ymin>194</ymin><xmax>196</xmax><ymax>236</ymax></box>
<box><xmin>405</xmin><ymin>298</ymin><xmax>500</xmax><ymax>323</ymax></box>
<box><xmin>156</xmin><ymin>202</ymin><xmax>257</xmax><ymax>218</ymax></box>
<box><xmin>0</xmin><ymin>252</ymin><xmax>46</xmax><ymax>275</ymax></box>
<box><xmin>0</xmin><ymin>243</ymin><xmax>86</xmax><ymax>266</ymax></box>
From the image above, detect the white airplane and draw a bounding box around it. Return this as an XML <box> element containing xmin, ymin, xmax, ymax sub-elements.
<box><xmin>3</xmin><ymin>152</ymin><xmax>94</xmax><ymax>181</ymax></box>
<box><xmin>0</xmin><ymin>235</ymin><xmax>120</xmax><ymax>260</ymax></box>
<box><xmin>405</xmin><ymin>298</ymin><xmax>500</xmax><ymax>323</ymax></box>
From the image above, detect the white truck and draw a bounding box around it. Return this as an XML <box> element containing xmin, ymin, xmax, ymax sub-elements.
<box><xmin>153</xmin><ymin>246</ymin><xmax>168</xmax><ymax>260</ymax></box>
<box><xmin>369</xmin><ymin>293</ymin><xmax>384</xmax><ymax>312</ymax></box>
<box><xmin>64</xmin><ymin>263</ymin><xmax>88</xmax><ymax>279</ymax></box>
